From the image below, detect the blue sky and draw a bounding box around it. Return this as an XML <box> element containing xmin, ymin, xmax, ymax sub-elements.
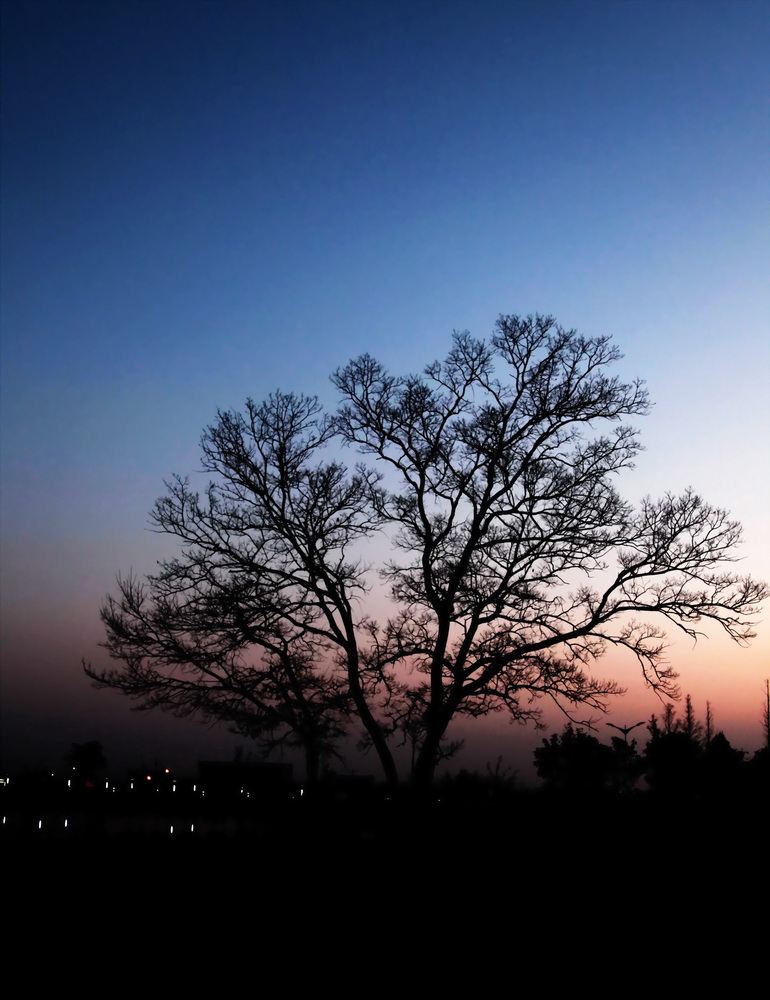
<box><xmin>2</xmin><ymin>0</ymin><xmax>768</xmax><ymax>776</ymax></box>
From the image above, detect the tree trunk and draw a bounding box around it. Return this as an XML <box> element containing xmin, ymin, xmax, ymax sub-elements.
<box><xmin>305</xmin><ymin>742</ymin><xmax>320</xmax><ymax>786</ymax></box>
<box><xmin>410</xmin><ymin>713</ymin><xmax>451</xmax><ymax>789</ymax></box>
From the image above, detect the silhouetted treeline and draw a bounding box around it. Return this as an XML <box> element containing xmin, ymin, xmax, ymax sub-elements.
<box><xmin>534</xmin><ymin>697</ymin><xmax>769</xmax><ymax>800</ymax></box>
<box><xmin>3</xmin><ymin>690</ymin><xmax>767</xmax><ymax>857</ymax></box>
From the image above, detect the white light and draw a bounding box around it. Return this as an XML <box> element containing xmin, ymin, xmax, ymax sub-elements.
<box><xmin>65</xmin><ymin>819</ymin><xmax>68</xmax><ymax>828</ymax></box>
<box><xmin>170</xmin><ymin>825</ymin><xmax>174</xmax><ymax>834</ymax></box>
<box><xmin>38</xmin><ymin>820</ymin><xmax>42</xmax><ymax>830</ymax></box>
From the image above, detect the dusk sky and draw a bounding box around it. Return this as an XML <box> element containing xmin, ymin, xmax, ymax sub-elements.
<box><xmin>2</xmin><ymin>0</ymin><xmax>768</xmax><ymax>779</ymax></box>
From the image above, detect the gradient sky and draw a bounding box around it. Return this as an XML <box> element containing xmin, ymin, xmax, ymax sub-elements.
<box><xmin>2</xmin><ymin>0</ymin><xmax>768</xmax><ymax>780</ymax></box>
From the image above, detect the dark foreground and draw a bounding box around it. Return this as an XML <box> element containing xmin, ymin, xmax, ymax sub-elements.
<box><xmin>4</xmin><ymin>780</ymin><xmax>765</xmax><ymax>901</ymax></box>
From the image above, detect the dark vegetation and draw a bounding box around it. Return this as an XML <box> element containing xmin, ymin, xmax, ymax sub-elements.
<box><xmin>535</xmin><ymin>694</ymin><xmax>768</xmax><ymax>798</ymax></box>
<box><xmin>84</xmin><ymin>316</ymin><xmax>767</xmax><ymax>787</ymax></box>
<box><xmin>4</xmin><ymin>691</ymin><xmax>767</xmax><ymax>842</ymax></box>
<box><xmin>3</xmin><ymin>689</ymin><xmax>766</xmax><ymax>930</ymax></box>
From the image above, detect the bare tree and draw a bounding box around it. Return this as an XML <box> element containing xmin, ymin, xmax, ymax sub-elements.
<box><xmin>661</xmin><ymin>703</ymin><xmax>678</xmax><ymax>734</ymax></box>
<box><xmin>87</xmin><ymin>314</ymin><xmax>767</xmax><ymax>787</ymax></box>
<box><xmin>86</xmin><ymin>505</ymin><xmax>355</xmax><ymax>785</ymax></box>
<box><xmin>681</xmin><ymin>694</ymin><xmax>704</xmax><ymax>745</ymax></box>
<box><xmin>332</xmin><ymin>316</ymin><xmax>765</xmax><ymax>784</ymax></box>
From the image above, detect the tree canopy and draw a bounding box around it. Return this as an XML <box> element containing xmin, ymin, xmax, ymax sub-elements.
<box><xmin>86</xmin><ymin>315</ymin><xmax>767</xmax><ymax>786</ymax></box>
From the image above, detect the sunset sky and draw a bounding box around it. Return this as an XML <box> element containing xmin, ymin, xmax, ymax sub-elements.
<box><xmin>2</xmin><ymin>0</ymin><xmax>768</xmax><ymax>780</ymax></box>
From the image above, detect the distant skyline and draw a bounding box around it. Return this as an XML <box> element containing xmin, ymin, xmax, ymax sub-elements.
<box><xmin>2</xmin><ymin>0</ymin><xmax>768</xmax><ymax>778</ymax></box>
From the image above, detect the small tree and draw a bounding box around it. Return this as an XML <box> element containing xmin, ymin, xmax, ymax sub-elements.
<box><xmin>701</xmin><ymin>732</ymin><xmax>745</xmax><ymax>795</ymax></box>
<box><xmin>662</xmin><ymin>703</ymin><xmax>678</xmax><ymax>734</ymax></box>
<box><xmin>86</xmin><ymin>572</ymin><xmax>352</xmax><ymax>784</ymax></box>
<box><xmin>681</xmin><ymin>694</ymin><xmax>704</xmax><ymax>746</ymax></box>
<box><xmin>643</xmin><ymin>728</ymin><xmax>703</xmax><ymax>795</ymax></box>
<box><xmin>534</xmin><ymin>725</ymin><xmax>635</xmax><ymax>794</ymax></box>
<box><xmin>87</xmin><ymin>315</ymin><xmax>767</xmax><ymax>787</ymax></box>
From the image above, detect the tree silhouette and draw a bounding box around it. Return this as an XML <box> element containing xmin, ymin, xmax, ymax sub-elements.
<box><xmin>681</xmin><ymin>694</ymin><xmax>704</xmax><ymax>745</ymax></box>
<box><xmin>748</xmin><ymin>681</ymin><xmax>770</xmax><ymax>791</ymax></box>
<box><xmin>534</xmin><ymin>725</ymin><xmax>638</xmax><ymax>794</ymax></box>
<box><xmin>643</xmin><ymin>730</ymin><xmax>702</xmax><ymax>794</ymax></box>
<box><xmin>701</xmin><ymin>732</ymin><xmax>745</xmax><ymax>795</ymax></box>
<box><xmin>661</xmin><ymin>703</ymin><xmax>678</xmax><ymax>734</ymax></box>
<box><xmin>86</xmin><ymin>314</ymin><xmax>767</xmax><ymax>786</ymax></box>
<box><xmin>86</xmin><ymin>575</ymin><xmax>351</xmax><ymax>784</ymax></box>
